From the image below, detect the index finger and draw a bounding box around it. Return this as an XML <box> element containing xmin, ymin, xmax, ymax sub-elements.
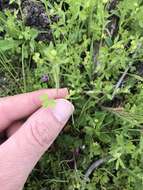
<box><xmin>0</xmin><ymin>88</ymin><xmax>68</xmax><ymax>131</ymax></box>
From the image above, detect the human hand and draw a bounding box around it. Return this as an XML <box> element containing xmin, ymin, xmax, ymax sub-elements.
<box><xmin>0</xmin><ymin>89</ymin><xmax>74</xmax><ymax>190</ymax></box>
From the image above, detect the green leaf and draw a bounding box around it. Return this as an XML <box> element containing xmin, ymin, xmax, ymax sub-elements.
<box><xmin>10</xmin><ymin>0</ymin><xmax>15</xmax><ymax>4</ymax></box>
<box><xmin>0</xmin><ymin>39</ymin><xmax>20</xmax><ymax>51</ymax></box>
<box><xmin>40</xmin><ymin>94</ymin><xmax>56</xmax><ymax>108</ymax></box>
<box><xmin>105</xmin><ymin>37</ymin><xmax>113</xmax><ymax>47</ymax></box>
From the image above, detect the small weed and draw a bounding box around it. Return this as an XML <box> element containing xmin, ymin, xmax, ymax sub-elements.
<box><xmin>40</xmin><ymin>94</ymin><xmax>56</xmax><ymax>108</ymax></box>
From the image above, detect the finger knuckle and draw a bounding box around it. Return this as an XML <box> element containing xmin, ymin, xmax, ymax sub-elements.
<box><xmin>29</xmin><ymin>120</ymin><xmax>51</xmax><ymax>148</ymax></box>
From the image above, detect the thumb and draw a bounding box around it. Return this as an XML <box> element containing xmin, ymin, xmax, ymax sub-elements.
<box><xmin>0</xmin><ymin>99</ymin><xmax>74</xmax><ymax>190</ymax></box>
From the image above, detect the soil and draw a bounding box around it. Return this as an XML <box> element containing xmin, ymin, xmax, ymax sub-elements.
<box><xmin>136</xmin><ymin>62</ymin><xmax>143</xmax><ymax>76</ymax></box>
<box><xmin>107</xmin><ymin>0</ymin><xmax>120</xmax><ymax>40</ymax></box>
<box><xmin>0</xmin><ymin>0</ymin><xmax>60</xmax><ymax>42</ymax></box>
<box><xmin>0</xmin><ymin>0</ymin><xmax>9</xmax><ymax>10</ymax></box>
<box><xmin>22</xmin><ymin>0</ymin><xmax>50</xmax><ymax>28</ymax></box>
<box><xmin>107</xmin><ymin>0</ymin><xmax>119</xmax><ymax>12</ymax></box>
<box><xmin>21</xmin><ymin>0</ymin><xmax>59</xmax><ymax>42</ymax></box>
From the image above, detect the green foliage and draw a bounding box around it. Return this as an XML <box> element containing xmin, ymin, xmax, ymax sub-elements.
<box><xmin>1</xmin><ymin>0</ymin><xmax>143</xmax><ymax>189</ymax></box>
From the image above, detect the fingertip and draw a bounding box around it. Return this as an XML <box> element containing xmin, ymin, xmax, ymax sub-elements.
<box><xmin>51</xmin><ymin>99</ymin><xmax>74</xmax><ymax>124</ymax></box>
<box><xmin>55</xmin><ymin>88</ymin><xmax>69</xmax><ymax>98</ymax></box>
<box><xmin>63</xmin><ymin>88</ymin><xmax>69</xmax><ymax>96</ymax></box>
<box><xmin>40</xmin><ymin>88</ymin><xmax>69</xmax><ymax>99</ymax></box>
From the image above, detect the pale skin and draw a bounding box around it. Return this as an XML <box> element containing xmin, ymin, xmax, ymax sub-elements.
<box><xmin>0</xmin><ymin>88</ymin><xmax>74</xmax><ymax>190</ymax></box>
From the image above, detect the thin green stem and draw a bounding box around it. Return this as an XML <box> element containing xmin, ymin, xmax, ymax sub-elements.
<box><xmin>22</xmin><ymin>44</ymin><xmax>27</xmax><ymax>92</ymax></box>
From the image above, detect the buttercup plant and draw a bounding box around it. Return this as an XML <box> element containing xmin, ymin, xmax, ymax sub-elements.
<box><xmin>40</xmin><ymin>94</ymin><xmax>56</xmax><ymax>108</ymax></box>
